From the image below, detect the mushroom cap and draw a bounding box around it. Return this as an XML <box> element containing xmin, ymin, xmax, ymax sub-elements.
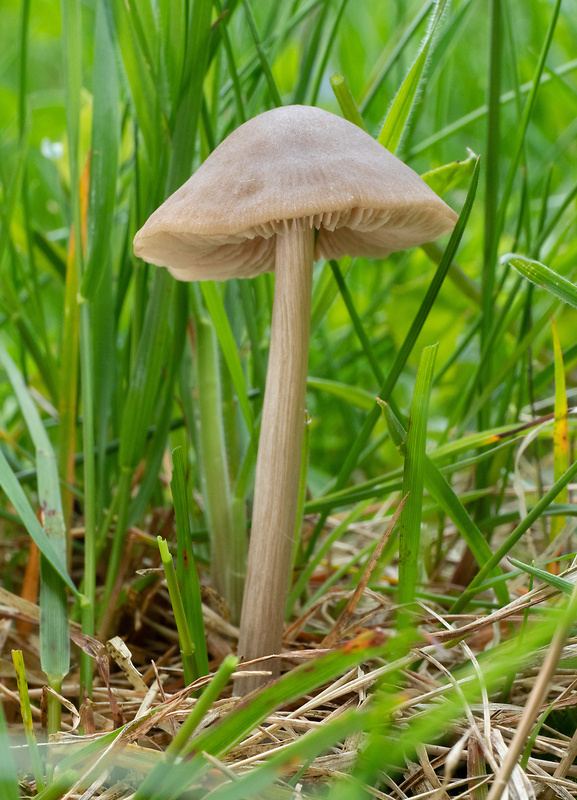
<box><xmin>133</xmin><ymin>105</ymin><xmax>458</xmax><ymax>281</ymax></box>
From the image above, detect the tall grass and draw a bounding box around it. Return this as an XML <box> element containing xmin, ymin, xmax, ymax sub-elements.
<box><xmin>1</xmin><ymin>0</ymin><xmax>576</xmax><ymax>796</ymax></box>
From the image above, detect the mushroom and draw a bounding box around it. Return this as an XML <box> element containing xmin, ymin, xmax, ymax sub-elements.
<box><xmin>133</xmin><ymin>105</ymin><xmax>458</xmax><ymax>692</ymax></box>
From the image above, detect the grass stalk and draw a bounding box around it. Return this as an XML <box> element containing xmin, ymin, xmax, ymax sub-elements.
<box><xmin>157</xmin><ymin>537</ymin><xmax>196</xmax><ymax>686</ymax></box>
<box><xmin>397</xmin><ymin>344</ymin><xmax>437</xmax><ymax>627</ymax></box>
<box><xmin>191</xmin><ymin>289</ymin><xmax>243</xmax><ymax>623</ymax></box>
<box><xmin>171</xmin><ymin>446</ymin><xmax>209</xmax><ymax>678</ymax></box>
<box><xmin>11</xmin><ymin>650</ymin><xmax>45</xmax><ymax>791</ymax></box>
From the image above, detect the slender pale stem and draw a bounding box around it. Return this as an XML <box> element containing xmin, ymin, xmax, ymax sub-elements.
<box><xmin>235</xmin><ymin>219</ymin><xmax>314</xmax><ymax>694</ymax></box>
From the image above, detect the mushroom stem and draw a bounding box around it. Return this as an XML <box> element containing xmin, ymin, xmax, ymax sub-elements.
<box><xmin>235</xmin><ymin>218</ymin><xmax>315</xmax><ymax>694</ymax></box>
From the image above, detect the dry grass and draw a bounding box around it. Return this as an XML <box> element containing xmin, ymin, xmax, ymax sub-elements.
<box><xmin>3</xmin><ymin>504</ymin><xmax>577</xmax><ymax>799</ymax></box>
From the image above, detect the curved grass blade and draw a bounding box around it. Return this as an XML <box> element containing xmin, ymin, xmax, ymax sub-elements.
<box><xmin>507</xmin><ymin>557</ymin><xmax>572</xmax><ymax>595</ymax></box>
<box><xmin>0</xmin><ymin>449</ymin><xmax>75</xmax><ymax>593</ymax></box>
<box><xmin>360</xmin><ymin>1</ymin><xmax>434</xmax><ymax>115</ymax></box>
<box><xmin>378</xmin><ymin>0</ymin><xmax>448</xmax><ymax>153</ymax></box>
<box><xmin>307</xmin><ymin>377</ymin><xmax>376</xmax><ymax>411</ymax></box>
<box><xmin>503</xmin><ymin>254</ymin><xmax>577</xmax><ymax>309</ymax></box>
<box><xmin>0</xmin><ymin>343</ymin><xmax>70</xmax><ymax>702</ymax></box>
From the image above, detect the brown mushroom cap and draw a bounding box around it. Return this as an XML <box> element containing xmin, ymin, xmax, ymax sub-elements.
<box><xmin>133</xmin><ymin>105</ymin><xmax>458</xmax><ymax>281</ymax></box>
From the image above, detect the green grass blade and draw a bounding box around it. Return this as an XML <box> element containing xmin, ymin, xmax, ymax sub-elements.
<box><xmin>157</xmin><ymin>537</ymin><xmax>196</xmax><ymax>685</ymax></box>
<box><xmin>421</xmin><ymin>151</ymin><xmax>476</xmax><ymax>196</ymax></box>
<box><xmin>240</xmin><ymin>0</ymin><xmax>282</xmax><ymax>107</ymax></box>
<box><xmin>507</xmin><ymin>557</ymin><xmax>572</xmax><ymax>595</ymax></box>
<box><xmin>307</xmin><ymin>377</ymin><xmax>376</xmax><ymax>411</ymax></box>
<box><xmin>11</xmin><ymin>650</ymin><xmax>45</xmax><ymax>791</ymax></box>
<box><xmin>0</xmin><ymin>448</ymin><xmax>75</xmax><ymax>594</ymax></box>
<box><xmin>0</xmin><ymin>343</ymin><xmax>70</xmax><ymax>686</ymax></box>
<box><xmin>132</xmin><ymin>655</ymin><xmax>239</xmax><ymax>800</ymax></box>
<box><xmin>378</xmin><ymin>0</ymin><xmax>447</xmax><ymax>153</ymax></box>
<box><xmin>0</xmin><ymin>701</ymin><xmax>20</xmax><ymax>800</ymax></box>
<box><xmin>503</xmin><ymin>254</ymin><xmax>577</xmax><ymax>309</ymax></box>
<box><xmin>100</xmin><ymin>270</ymin><xmax>174</xmax><ymax>612</ymax></box>
<box><xmin>360</xmin><ymin>0</ymin><xmax>433</xmax><ymax>115</ymax></box>
<box><xmin>451</xmin><ymin>458</ymin><xmax>577</xmax><ymax>612</ymax></box>
<box><xmin>166</xmin><ymin>0</ymin><xmax>213</xmax><ymax>190</ymax></box>
<box><xmin>330</xmin><ymin>73</ymin><xmax>367</xmax><ymax>130</ymax></box>
<box><xmin>378</xmin><ymin>400</ymin><xmax>509</xmax><ymax>607</ymax></box>
<box><xmin>171</xmin><ymin>446</ymin><xmax>209</xmax><ymax>678</ymax></box>
<box><xmin>408</xmin><ymin>58</ymin><xmax>577</xmax><ymax>158</ymax></box>
<box><xmin>550</xmin><ymin>320</ymin><xmax>568</xmax><ymax>549</ymax></box>
<box><xmin>288</xmin><ymin>499</ymin><xmax>372</xmax><ymax>612</ymax></box>
<box><xmin>310</xmin><ymin>255</ymin><xmax>352</xmax><ymax>333</ymax></box>
<box><xmin>292</xmin><ymin>0</ymin><xmax>330</xmax><ymax>105</ymax></box>
<box><xmin>81</xmin><ymin>4</ymin><xmax>119</xmax><ymax>300</ymax></box>
<box><xmin>309</xmin><ymin>0</ymin><xmax>350</xmax><ymax>105</ymax></box>
<box><xmin>398</xmin><ymin>344</ymin><xmax>437</xmax><ymax>627</ymax></box>
<box><xmin>201</xmin><ymin>281</ymin><xmax>255</xmax><ymax>439</ymax></box>
<box><xmin>329</xmin><ymin>260</ymin><xmax>385</xmax><ymax>385</ymax></box>
<box><xmin>193</xmin><ymin>292</ymin><xmax>245</xmax><ymax>622</ymax></box>
<box><xmin>106</xmin><ymin>0</ymin><xmax>163</xmax><ymax>164</ymax></box>
<box><xmin>493</xmin><ymin>0</ymin><xmax>563</xmax><ymax>249</ymax></box>
<box><xmin>148</xmin><ymin>633</ymin><xmax>412</xmax><ymax>798</ymax></box>
<box><xmin>206</xmin><ymin>706</ymin><xmax>386</xmax><ymax>800</ymax></box>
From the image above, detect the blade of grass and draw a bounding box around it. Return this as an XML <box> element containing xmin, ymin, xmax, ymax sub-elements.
<box><xmin>507</xmin><ymin>557</ymin><xmax>572</xmax><ymax>595</ymax></box>
<box><xmin>378</xmin><ymin>400</ymin><xmax>510</xmax><ymax>607</ymax></box>
<box><xmin>166</xmin><ymin>0</ymin><xmax>213</xmax><ymax>190</ymax></box>
<box><xmin>0</xmin><ymin>448</ymin><xmax>76</xmax><ymax>593</ymax></box>
<box><xmin>309</xmin><ymin>0</ymin><xmax>350</xmax><ymax>105</ymax></box>
<box><xmin>408</xmin><ymin>58</ymin><xmax>577</xmax><ymax>158</ymax></box>
<box><xmin>200</xmin><ymin>281</ymin><xmax>255</xmax><ymax>442</ymax></box>
<box><xmin>360</xmin><ymin>0</ymin><xmax>434</xmax><ymax>115</ymax></box>
<box><xmin>132</xmin><ymin>655</ymin><xmax>239</xmax><ymax>800</ymax></box>
<box><xmin>11</xmin><ymin>650</ymin><xmax>45</xmax><ymax>791</ymax></box>
<box><xmin>503</xmin><ymin>254</ymin><xmax>577</xmax><ymax>309</ymax></box>
<box><xmin>451</xmin><ymin>457</ymin><xmax>577</xmax><ymax>613</ymax></box>
<box><xmin>98</xmin><ymin>269</ymin><xmax>174</xmax><ymax>625</ymax></box>
<box><xmin>106</xmin><ymin>0</ymin><xmax>163</xmax><ymax>164</ymax></box>
<box><xmin>240</xmin><ymin>0</ymin><xmax>282</xmax><ymax>107</ymax></box>
<box><xmin>192</xmin><ymin>288</ymin><xmax>244</xmax><ymax>623</ymax></box>
<box><xmin>330</xmin><ymin>73</ymin><xmax>367</xmax><ymax>130</ymax></box>
<box><xmin>0</xmin><ymin>343</ymin><xmax>70</xmax><ymax>728</ymax></box>
<box><xmin>492</xmin><ymin>0</ymin><xmax>563</xmax><ymax>254</ymax></box>
<box><xmin>171</xmin><ymin>446</ymin><xmax>209</xmax><ymax>678</ymax></box>
<box><xmin>147</xmin><ymin>632</ymin><xmax>413</xmax><ymax>798</ymax></box>
<box><xmin>81</xmin><ymin>4</ymin><xmax>120</xmax><ymax>301</ymax></box>
<box><xmin>307</xmin><ymin>377</ymin><xmax>377</xmax><ymax>411</ymax></box>
<box><xmin>292</xmin><ymin>0</ymin><xmax>330</xmax><ymax>105</ymax></box>
<box><xmin>288</xmin><ymin>499</ymin><xmax>372</xmax><ymax>613</ymax></box>
<box><xmin>0</xmin><ymin>701</ymin><xmax>20</xmax><ymax>800</ymax></box>
<box><xmin>550</xmin><ymin>319</ymin><xmax>568</xmax><ymax>559</ymax></box>
<box><xmin>378</xmin><ymin>0</ymin><xmax>448</xmax><ymax>153</ymax></box>
<box><xmin>61</xmin><ymin>0</ymin><xmax>98</xmax><ymax>697</ymax></box>
<box><xmin>157</xmin><ymin>537</ymin><xmax>196</xmax><ymax>685</ymax></box>
<box><xmin>398</xmin><ymin>344</ymin><xmax>437</xmax><ymax>628</ymax></box>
